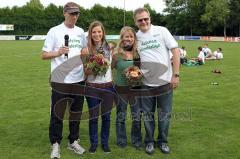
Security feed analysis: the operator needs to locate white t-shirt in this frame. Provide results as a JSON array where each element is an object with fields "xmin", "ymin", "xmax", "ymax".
[
  {"xmin": 136, "ymin": 25, "xmax": 178, "ymax": 86},
  {"xmin": 179, "ymin": 48, "xmax": 187, "ymax": 58},
  {"xmin": 42, "ymin": 23, "xmax": 87, "ymax": 83},
  {"xmin": 202, "ymin": 47, "xmax": 212, "ymax": 56},
  {"xmin": 213, "ymin": 51, "xmax": 223, "ymax": 59},
  {"xmin": 198, "ymin": 51, "xmax": 205, "ymax": 63}
]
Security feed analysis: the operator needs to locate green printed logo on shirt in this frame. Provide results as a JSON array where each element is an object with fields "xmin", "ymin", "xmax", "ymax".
[
  {"xmin": 139, "ymin": 39, "xmax": 160, "ymax": 52},
  {"xmin": 69, "ymin": 39, "xmax": 82, "ymax": 48}
]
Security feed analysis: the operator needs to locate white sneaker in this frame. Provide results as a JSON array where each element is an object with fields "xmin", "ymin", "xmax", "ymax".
[
  {"xmin": 50, "ymin": 142, "xmax": 60, "ymax": 159},
  {"xmin": 67, "ymin": 140, "xmax": 85, "ymax": 154}
]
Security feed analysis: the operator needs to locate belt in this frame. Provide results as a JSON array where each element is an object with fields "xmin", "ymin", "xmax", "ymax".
[
  {"xmin": 145, "ymin": 83, "xmax": 172, "ymax": 95},
  {"xmin": 86, "ymin": 82, "xmax": 113, "ymax": 89}
]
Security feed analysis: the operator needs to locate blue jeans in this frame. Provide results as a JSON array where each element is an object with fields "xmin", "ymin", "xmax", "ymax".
[
  {"xmin": 86, "ymin": 86, "xmax": 114, "ymax": 146},
  {"xmin": 115, "ymin": 87, "xmax": 142, "ymax": 146},
  {"xmin": 141, "ymin": 84, "xmax": 173, "ymax": 145}
]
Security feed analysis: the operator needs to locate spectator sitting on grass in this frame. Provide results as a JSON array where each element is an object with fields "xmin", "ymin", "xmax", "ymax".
[
  {"xmin": 190, "ymin": 46, "xmax": 205, "ymax": 65},
  {"xmin": 202, "ymin": 43, "xmax": 212, "ymax": 58},
  {"xmin": 206, "ymin": 48, "xmax": 223, "ymax": 60},
  {"xmin": 179, "ymin": 46, "xmax": 188, "ymax": 64}
]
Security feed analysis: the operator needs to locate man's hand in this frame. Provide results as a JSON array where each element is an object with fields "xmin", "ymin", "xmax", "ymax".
[
  {"xmin": 170, "ymin": 75, "xmax": 179, "ymax": 89},
  {"xmin": 57, "ymin": 46, "xmax": 69, "ymax": 56}
]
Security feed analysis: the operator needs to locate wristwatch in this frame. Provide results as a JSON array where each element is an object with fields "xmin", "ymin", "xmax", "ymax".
[{"xmin": 174, "ymin": 73, "xmax": 180, "ymax": 78}]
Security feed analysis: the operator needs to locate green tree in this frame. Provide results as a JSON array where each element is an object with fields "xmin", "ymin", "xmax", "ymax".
[
  {"xmin": 144, "ymin": 3, "xmax": 164, "ymax": 27},
  {"xmin": 229, "ymin": 0, "xmax": 240, "ymax": 36},
  {"xmin": 26, "ymin": 0, "xmax": 44, "ymax": 10},
  {"xmin": 6, "ymin": 1, "xmax": 238, "ymax": 36},
  {"xmin": 44, "ymin": 4, "xmax": 63, "ymax": 32},
  {"xmin": 164, "ymin": 0, "xmax": 208, "ymax": 35},
  {"xmin": 201, "ymin": 0, "xmax": 230, "ymax": 37}
]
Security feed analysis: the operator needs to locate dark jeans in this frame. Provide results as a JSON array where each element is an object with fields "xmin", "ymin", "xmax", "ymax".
[
  {"xmin": 140, "ymin": 84, "xmax": 173, "ymax": 145},
  {"xmin": 180, "ymin": 58, "xmax": 187, "ymax": 64},
  {"xmin": 86, "ymin": 86, "xmax": 114, "ymax": 146},
  {"xmin": 115, "ymin": 86, "xmax": 142, "ymax": 146},
  {"xmin": 49, "ymin": 82, "xmax": 85, "ymax": 144}
]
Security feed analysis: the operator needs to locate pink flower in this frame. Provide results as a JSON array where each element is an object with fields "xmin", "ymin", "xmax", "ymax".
[{"xmin": 85, "ymin": 53, "xmax": 110, "ymax": 76}]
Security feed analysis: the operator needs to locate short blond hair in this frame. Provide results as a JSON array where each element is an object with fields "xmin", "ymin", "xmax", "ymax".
[{"xmin": 133, "ymin": 7, "xmax": 150, "ymax": 20}]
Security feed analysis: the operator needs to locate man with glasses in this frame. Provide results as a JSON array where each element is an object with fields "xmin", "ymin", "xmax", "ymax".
[
  {"xmin": 41, "ymin": 2, "xmax": 86, "ymax": 158},
  {"xmin": 133, "ymin": 8, "xmax": 180, "ymax": 155}
]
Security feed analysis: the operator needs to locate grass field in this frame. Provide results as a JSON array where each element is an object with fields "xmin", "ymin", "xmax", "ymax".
[{"xmin": 0, "ymin": 40, "xmax": 240, "ymax": 159}]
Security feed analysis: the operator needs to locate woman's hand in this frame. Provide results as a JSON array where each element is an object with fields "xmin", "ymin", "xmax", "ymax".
[
  {"xmin": 81, "ymin": 47, "xmax": 89, "ymax": 58},
  {"xmin": 84, "ymin": 68, "xmax": 93, "ymax": 76}
]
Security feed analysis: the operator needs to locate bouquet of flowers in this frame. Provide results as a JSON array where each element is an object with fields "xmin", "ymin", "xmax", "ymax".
[
  {"xmin": 85, "ymin": 53, "xmax": 110, "ymax": 76},
  {"xmin": 124, "ymin": 66, "xmax": 143, "ymax": 86}
]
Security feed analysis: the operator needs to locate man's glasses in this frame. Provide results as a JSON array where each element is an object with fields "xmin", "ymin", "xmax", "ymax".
[
  {"xmin": 70, "ymin": 12, "xmax": 80, "ymax": 16},
  {"xmin": 137, "ymin": 17, "xmax": 149, "ymax": 23}
]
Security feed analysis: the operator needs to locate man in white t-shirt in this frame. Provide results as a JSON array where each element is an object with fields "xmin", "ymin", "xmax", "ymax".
[
  {"xmin": 197, "ymin": 46, "xmax": 205, "ymax": 64},
  {"xmin": 202, "ymin": 43, "xmax": 212, "ymax": 58},
  {"xmin": 133, "ymin": 8, "xmax": 180, "ymax": 155},
  {"xmin": 41, "ymin": 2, "xmax": 86, "ymax": 158},
  {"xmin": 190, "ymin": 46, "xmax": 205, "ymax": 65}
]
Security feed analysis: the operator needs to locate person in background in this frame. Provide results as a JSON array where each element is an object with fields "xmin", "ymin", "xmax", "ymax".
[
  {"xmin": 206, "ymin": 48, "xmax": 223, "ymax": 60},
  {"xmin": 179, "ymin": 46, "xmax": 188, "ymax": 64},
  {"xmin": 202, "ymin": 43, "xmax": 212, "ymax": 58},
  {"xmin": 133, "ymin": 7, "xmax": 180, "ymax": 155},
  {"xmin": 108, "ymin": 41, "xmax": 117, "ymax": 55},
  {"xmin": 191, "ymin": 46, "xmax": 205, "ymax": 65},
  {"xmin": 41, "ymin": 2, "xmax": 86, "ymax": 158}
]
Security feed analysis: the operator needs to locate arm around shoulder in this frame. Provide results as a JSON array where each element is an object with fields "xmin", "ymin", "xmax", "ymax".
[{"xmin": 111, "ymin": 53, "xmax": 118, "ymax": 69}]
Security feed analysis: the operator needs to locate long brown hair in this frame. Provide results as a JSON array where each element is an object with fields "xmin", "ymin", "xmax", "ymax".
[
  {"xmin": 118, "ymin": 26, "xmax": 139, "ymax": 59},
  {"xmin": 87, "ymin": 21, "xmax": 107, "ymax": 54}
]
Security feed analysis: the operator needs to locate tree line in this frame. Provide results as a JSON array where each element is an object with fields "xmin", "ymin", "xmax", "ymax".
[{"xmin": 0, "ymin": 0, "xmax": 239, "ymax": 36}]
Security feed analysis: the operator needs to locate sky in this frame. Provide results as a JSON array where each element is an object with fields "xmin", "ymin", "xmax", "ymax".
[{"xmin": 0, "ymin": 0, "xmax": 166, "ymax": 13}]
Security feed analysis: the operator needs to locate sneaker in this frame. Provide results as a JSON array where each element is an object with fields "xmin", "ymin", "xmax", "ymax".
[
  {"xmin": 145, "ymin": 143, "xmax": 154, "ymax": 155},
  {"xmin": 50, "ymin": 142, "xmax": 60, "ymax": 159},
  {"xmin": 67, "ymin": 140, "xmax": 85, "ymax": 155},
  {"xmin": 132, "ymin": 142, "xmax": 142, "ymax": 150},
  {"xmin": 133, "ymin": 144, "xmax": 142, "ymax": 150},
  {"xmin": 158, "ymin": 143, "xmax": 170, "ymax": 154},
  {"xmin": 102, "ymin": 144, "xmax": 111, "ymax": 153},
  {"xmin": 89, "ymin": 144, "xmax": 97, "ymax": 154}
]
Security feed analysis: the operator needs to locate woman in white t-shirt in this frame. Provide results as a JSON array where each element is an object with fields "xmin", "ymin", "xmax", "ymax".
[{"xmin": 83, "ymin": 21, "xmax": 114, "ymax": 153}]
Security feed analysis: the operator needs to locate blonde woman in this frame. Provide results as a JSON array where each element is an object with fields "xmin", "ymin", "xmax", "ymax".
[{"xmin": 112, "ymin": 26, "xmax": 142, "ymax": 149}]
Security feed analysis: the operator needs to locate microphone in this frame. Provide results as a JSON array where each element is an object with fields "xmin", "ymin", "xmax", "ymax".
[{"xmin": 64, "ymin": 34, "xmax": 69, "ymax": 58}]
